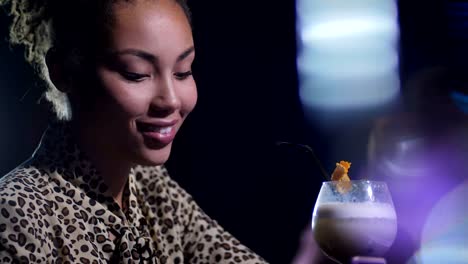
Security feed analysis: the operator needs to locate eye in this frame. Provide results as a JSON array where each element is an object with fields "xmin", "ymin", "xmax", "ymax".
[
  {"xmin": 120, "ymin": 71, "xmax": 149, "ymax": 82},
  {"xmin": 174, "ymin": 71, "xmax": 193, "ymax": 80}
]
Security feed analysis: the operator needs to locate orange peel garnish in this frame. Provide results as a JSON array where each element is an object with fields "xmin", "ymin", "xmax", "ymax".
[{"xmin": 331, "ymin": 160, "xmax": 352, "ymax": 193}]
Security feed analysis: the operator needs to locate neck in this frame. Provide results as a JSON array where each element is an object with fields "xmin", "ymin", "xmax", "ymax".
[{"xmin": 72, "ymin": 120, "xmax": 131, "ymax": 208}]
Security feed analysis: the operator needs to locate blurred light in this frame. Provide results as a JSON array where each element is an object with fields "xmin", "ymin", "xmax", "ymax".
[
  {"xmin": 367, "ymin": 185, "xmax": 374, "ymax": 201},
  {"xmin": 302, "ymin": 16, "xmax": 397, "ymax": 42},
  {"xmin": 410, "ymin": 181, "xmax": 468, "ymax": 263},
  {"xmin": 377, "ymin": 137, "xmax": 429, "ymax": 179},
  {"xmin": 451, "ymin": 91, "xmax": 468, "ymax": 114},
  {"xmin": 297, "ymin": 0, "xmax": 400, "ymax": 110}
]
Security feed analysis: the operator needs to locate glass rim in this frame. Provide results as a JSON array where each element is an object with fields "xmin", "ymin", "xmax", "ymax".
[{"xmin": 321, "ymin": 179, "xmax": 388, "ymax": 185}]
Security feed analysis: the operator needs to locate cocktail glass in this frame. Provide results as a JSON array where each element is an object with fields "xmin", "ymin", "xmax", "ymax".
[{"xmin": 312, "ymin": 180, "xmax": 397, "ymax": 264}]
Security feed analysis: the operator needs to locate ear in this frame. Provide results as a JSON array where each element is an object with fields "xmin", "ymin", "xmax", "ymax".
[{"xmin": 45, "ymin": 48, "xmax": 70, "ymax": 93}]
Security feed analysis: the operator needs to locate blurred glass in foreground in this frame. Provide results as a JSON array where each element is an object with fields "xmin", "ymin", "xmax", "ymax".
[
  {"xmin": 410, "ymin": 181, "xmax": 468, "ymax": 264},
  {"xmin": 405, "ymin": 2, "xmax": 468, "ymax": 262},
  {"xmin": 366, "ymin": 67, "xmax": 468, "ymax": 263}
]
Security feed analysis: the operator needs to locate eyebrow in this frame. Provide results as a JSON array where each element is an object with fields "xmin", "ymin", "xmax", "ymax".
[
  {"xmin": 112, "ymin": 46, "xmax": 195, "ymax": 63},
  {"xmin": 177, "ymin": 46, "xmax": 195, "ymax": 62}
]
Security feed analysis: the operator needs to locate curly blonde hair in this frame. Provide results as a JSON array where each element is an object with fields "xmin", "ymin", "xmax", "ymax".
[{"xmin": 0, "ymin": 0, "xmax": 190, "ymax": 120}]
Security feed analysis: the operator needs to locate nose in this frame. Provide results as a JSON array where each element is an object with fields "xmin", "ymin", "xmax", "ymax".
[{"xmin": 148, "ymin": 76, "xmax": 181, "ymax": 117}]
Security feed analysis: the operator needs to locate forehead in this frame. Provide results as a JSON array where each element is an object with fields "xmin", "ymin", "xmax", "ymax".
[{"xmin": 105, "ymin": 0, "xmax": 193, "ymax": 51}]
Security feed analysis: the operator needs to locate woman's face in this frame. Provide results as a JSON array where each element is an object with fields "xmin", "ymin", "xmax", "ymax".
[{"xmin": 80, "ymin": 0, "xmax": 196, "ymax": 165}]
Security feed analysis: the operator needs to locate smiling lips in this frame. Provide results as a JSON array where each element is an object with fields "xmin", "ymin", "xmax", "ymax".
[{"xmin": 136, "ymin": 120, "xmax": 178, "ymax": 147}]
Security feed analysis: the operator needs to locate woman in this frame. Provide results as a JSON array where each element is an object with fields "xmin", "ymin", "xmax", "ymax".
[{"xmin": 0, "ymin": 0, "xmax": 268, "ymax": 263}]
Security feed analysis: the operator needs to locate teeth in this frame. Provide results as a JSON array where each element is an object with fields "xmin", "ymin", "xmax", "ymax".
[
  {"xmin": 141, "ymin": 123, "xmax": 174, "ymax": 135},
  {"xmin": 158, "ymin": 127, "xmax": 173, "ymax": 135}
]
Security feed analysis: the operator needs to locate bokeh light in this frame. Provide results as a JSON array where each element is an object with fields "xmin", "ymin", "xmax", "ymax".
[
  {"xmin": 410, "ymin": 181, "xmax": 468, "ymax": 264},
  {"xmin": 297, "ymin": 0, "xmax": 400, "ymax": 110}
]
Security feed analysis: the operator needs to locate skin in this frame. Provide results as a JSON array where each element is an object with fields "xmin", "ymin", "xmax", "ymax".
[{"xmin": 49, "ymin": 0, "xmax": 197, "ymax": 207}]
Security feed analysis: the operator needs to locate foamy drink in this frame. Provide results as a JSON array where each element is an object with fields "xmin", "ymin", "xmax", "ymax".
[{"xmin": 313, "ymin": 202, "xmax": 397, "ymax": 263}]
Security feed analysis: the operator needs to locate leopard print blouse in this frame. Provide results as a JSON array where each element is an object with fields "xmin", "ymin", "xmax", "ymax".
[{"xmin": 0, "ymin": 123, "xmax": 267, "ymax": 263}]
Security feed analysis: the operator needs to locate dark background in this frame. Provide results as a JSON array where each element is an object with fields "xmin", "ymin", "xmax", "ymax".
[{"xmin": 0, "ymin": 0, "xmax": 449, "ymax": 263}]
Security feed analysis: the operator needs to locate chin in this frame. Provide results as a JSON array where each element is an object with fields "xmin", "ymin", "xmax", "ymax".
[{"xmin": 134, "ymin": 143, "xmax": 173, "ymax": 166}]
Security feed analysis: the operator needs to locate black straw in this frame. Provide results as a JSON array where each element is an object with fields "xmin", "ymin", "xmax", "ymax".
[{"xmin": 275, "ymin": 141, "xmax": 330, "ymax": 181}]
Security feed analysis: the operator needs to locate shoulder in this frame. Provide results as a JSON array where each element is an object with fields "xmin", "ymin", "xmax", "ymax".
[
  {"xmin": 1, "ymin": 159, "xmax": 53, "ymax": 192},
  {"xmin": 0, "ymin": 163, "xmax": 51, "ymax": 205},
  {"xmin": 0, "ymin": 162, "xmax": 54, "ymax": 224},
  {"xmin": 0, "ymin": 164, "xmax": 52, "ymax": 262}
]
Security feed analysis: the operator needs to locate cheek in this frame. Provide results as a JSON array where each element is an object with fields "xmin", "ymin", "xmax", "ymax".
[
  {"xmin": 97, "ymin": 71, "xmax": 152, "ymax": 118},
  {"xmin": 179, "ymin": 79, "xmax": 198, "ymax": 116}
]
